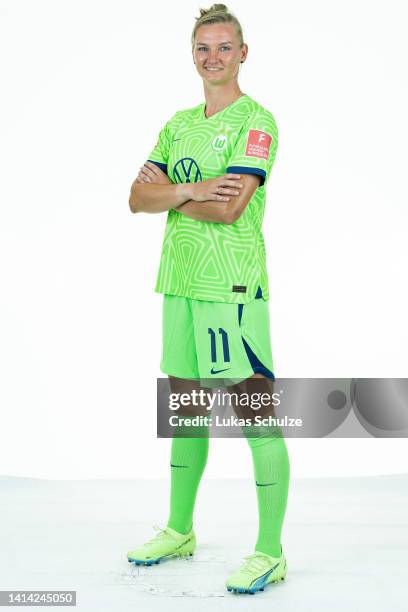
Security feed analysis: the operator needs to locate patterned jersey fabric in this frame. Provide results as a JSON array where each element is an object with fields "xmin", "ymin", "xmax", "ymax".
[{"xmin": 147, "ymin": 94, "xmax": 278, "ymax": 303}]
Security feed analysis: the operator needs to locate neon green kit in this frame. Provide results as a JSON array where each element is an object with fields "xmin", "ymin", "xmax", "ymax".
[
  {"xmin": 160, "ymin": 293, "xmax": 274, "ymax": 380},
  {"xmin": 130, "ymin": 95, "xmax": 290, "ymax": 593},
  {"xmin": 148, "ymin": 94, "xmax": 278, "ymax": 304},
  {"xmin": 146, "ymin": 94, "xmax": 278, "ymax": 380}
]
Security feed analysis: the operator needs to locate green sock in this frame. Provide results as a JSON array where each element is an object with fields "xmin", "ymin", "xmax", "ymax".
[
  {"xmin": 245, "ymin": 427, "xmax": 290, "ymax": 558},
  {"xmin": 167, "ymin": 427, "xmax": 209, "ymax": 535}
]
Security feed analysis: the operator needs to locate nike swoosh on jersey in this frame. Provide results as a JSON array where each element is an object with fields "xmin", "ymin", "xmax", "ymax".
[{"xmin": 210, "ymin": 367, "xmax": 231, "ymax": 374}]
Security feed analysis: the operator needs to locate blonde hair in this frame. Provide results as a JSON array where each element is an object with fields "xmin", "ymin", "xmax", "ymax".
[{"xmin": 191, "ymin": 4, "xmax": 244, "ymax": 48}]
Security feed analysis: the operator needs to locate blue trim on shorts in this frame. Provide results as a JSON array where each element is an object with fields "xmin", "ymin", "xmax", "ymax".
[
  {"xmin": 255, "ymin": 286, "xmax": 263, "ymax": 299},
  {"xmin": 237, "ymin": 289, "xmax": 275, "ymax": 380},
  {"xmin": 239, "ymin": 287, "xmax": 262, "ymax": 326},
  {"xmin": 241, "ymin": 337, "xmax": 275, "ymax": 380},
  {"xmin": 238, "ymin": 303, "xmax": 244, "ymax": 326}
]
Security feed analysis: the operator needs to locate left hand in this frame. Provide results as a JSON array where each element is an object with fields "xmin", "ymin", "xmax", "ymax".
[{"xmin": 135, "ymin": 161, "xmax": 172, "ymax": 185}]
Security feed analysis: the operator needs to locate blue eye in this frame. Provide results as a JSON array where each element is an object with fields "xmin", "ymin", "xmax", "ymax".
[{"xmin": 196, "ymin": 46, "xmax": 231, "ymax": 52}]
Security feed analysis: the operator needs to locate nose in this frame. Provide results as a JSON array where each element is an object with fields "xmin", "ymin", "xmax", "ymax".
[{"xmin": 206, "ymin": 49, "xmax": 220, "ymax": 64}]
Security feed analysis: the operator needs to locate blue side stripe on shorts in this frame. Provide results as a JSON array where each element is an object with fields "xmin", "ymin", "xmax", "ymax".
[
  {"xmin": 241, "ymin": 337, "xmax": 275, "ymax": 380},
  {"xmin": 238, "ymin": 303, "xmax": 244, "ymax": 326},
  {"xmin": 237, "ymin": 287, "xmax": 275, "ymax": 380}
]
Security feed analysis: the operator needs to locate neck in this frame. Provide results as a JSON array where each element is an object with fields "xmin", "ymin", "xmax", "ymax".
[{"xmin": 203, "ymin": 82, "xmax": 244, "ymax": 118}]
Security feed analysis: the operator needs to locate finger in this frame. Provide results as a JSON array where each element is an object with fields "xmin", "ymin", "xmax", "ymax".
[
  {"xmin": 217, "ymin": 180, "xmax": 243, "ymax": 189},
  {"xmin": 144, "ymin": 161, "xmax": 159, "ymax": 174},
  {"xmin": 226, "ymin": 180, "xmax": 243, "ymax": 188},
  {"xmin": 214, "ymin": 188, "xmax": 239, "ymax": 196},
  {"xmin": 140, "ymin": 168, "xmax": 153, "ymax": 182},
  {"xmin": 216, "ymin": 195, "xmax": 230, "ymax": 201},
  {"xmin": 226, "ymin": 173, "xmax": 241, "ymax": 180},
  {"xmin": 220, "ymin": 179, "xmax": 243, "ymax": 188},
  {"xmin": 215, "ymin": 186, "xmax": 241, "ymax": 195},
  {"xmin": 141, "ymin": 165, "xmax": 156, "ymax": 179}
]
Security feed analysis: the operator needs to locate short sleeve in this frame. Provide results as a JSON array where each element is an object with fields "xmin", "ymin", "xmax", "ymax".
[
  {"xmin": 226, "ymin": 110, "xmax": 278, "ymax": 187},
  {"xmin": 147, "ymin": 120, "xmax": 171, "ymax": 174}
]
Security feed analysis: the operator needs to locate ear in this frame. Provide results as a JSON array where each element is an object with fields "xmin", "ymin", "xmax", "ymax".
[{"xmin": 240, "ymin": 43, "xmax": 248, "ymax": 64}]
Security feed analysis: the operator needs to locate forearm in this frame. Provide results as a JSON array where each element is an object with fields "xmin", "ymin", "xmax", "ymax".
[
  {"xmin": 129, "ymin": 182, "xmax": 191, "ymax": 214},
  {"xmin": 175, "ymin": 199, "xmax": 232, "ymax": 224}
]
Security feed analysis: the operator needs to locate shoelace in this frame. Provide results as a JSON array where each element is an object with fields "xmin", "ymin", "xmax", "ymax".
[
  {"xmin": 239, "ymin": 552, "xmax": 275, "ymax": 576},
  {"xmin": 143, "ymin": 525, "xmax": 173, "ymax": 547}
]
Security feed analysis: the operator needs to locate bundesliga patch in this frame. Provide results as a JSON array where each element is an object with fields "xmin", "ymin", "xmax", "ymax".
[{"xmin": 245, "ymin": 129, "xmax": 272, "ymax": 160}]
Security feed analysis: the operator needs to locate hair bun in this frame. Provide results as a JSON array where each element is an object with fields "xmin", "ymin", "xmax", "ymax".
[
  {"xmin": 192, "ymin": 4, "xmax": 243, "ymax": 47},
  {"xmin": 200, "ymin": 3, "xmax": 228, "ymax": 16},
  {"xmin": 210, "ymin": 3, "xmax": 228, "ymax": 10}
]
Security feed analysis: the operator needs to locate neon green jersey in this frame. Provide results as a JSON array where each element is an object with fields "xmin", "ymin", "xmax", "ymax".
[{"xmin": 147, "ymin": 94, "xmax": 278, "ymax": 304}]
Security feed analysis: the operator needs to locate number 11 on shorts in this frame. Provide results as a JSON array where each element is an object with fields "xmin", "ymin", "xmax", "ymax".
[{"xmin": 208, "ymin": 327, "xmax": 230, "ymax": 363}]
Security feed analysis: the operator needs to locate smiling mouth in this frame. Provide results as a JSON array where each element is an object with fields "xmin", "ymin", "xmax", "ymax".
[{"xmin": 205, "ymin": 67, "xmax": 223, "ymax": 71}]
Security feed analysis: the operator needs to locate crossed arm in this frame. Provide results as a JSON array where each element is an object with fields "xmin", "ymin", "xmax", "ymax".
[{"xmin": 128, "ymin": 162, "xmax": 260, "ymax": 224}]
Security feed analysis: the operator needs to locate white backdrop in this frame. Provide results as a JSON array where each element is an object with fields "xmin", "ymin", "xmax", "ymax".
[{"xmin": 0, "ymin": 0, "xmax": 407, "ymax": 479}]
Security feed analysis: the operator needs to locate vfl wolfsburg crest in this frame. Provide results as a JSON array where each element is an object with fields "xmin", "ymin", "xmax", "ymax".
[{"xmin": 211, "ymin": 134, "xmax": 227, "ymax": 152}]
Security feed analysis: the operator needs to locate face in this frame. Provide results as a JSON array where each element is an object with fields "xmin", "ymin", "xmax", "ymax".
[{"xmin": 192, "ymin": 23, "xmax": 248, "ymax": 86}]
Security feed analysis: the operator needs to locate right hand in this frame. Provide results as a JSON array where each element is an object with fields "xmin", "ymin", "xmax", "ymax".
[
  {"xmin": 135, "ymin": 161, "xmax": 172, "ymax": 185},
  {"xmin": 188, "ymin": 174, "xmax": 243, "ymax": 202}
]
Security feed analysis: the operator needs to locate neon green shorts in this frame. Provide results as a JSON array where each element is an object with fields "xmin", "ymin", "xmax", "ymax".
[{"xmin": 160, "ymin": 293, "xmax": 274, "ymax": 382}]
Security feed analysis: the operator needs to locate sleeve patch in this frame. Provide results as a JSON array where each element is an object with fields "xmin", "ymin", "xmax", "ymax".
[{"xmin": 245, "ymin": 129, "xmax": 272, "ymax": 160}]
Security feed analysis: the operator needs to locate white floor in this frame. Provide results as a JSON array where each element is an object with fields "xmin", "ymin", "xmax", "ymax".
[{"xmin": 1, "ymin": 474, "xmax": 407, "ymax": 610}]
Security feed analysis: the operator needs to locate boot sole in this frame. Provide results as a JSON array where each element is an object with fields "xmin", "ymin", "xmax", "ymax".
[
  {"xmin": 227, "ymin": 574, "xmax": 286, "ymax": 594},
  {"xmin": 128, "ymin": 551, "xmax": 194, "ymax": 566}
]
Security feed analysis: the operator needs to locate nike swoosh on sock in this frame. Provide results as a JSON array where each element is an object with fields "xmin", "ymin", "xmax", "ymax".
[{"xmin": 256, "ymin": 481, "xmax": 278, "ymax": 486}]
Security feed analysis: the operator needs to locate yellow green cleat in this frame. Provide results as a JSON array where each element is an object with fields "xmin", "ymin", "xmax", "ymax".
[
  {"xmin": 127, "ymin": 525, "xmax": 196, "ymax": 566},
  {"xmin": 226, "ymin": 548, "xmax": 287, "ymax": 594}
]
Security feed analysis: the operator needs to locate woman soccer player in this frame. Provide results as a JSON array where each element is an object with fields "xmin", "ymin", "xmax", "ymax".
[{"xmin": 127, "ymin": 4, "xmax": 290, "ymax": 595}]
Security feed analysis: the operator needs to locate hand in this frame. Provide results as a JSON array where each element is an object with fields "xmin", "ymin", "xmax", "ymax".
[
  {"xmin": 188, "ymin": 174, "xmax": 243, "ymax": 202},
  {"xmin": 135, "ymin": 161, "xmax": 172, "ymax": 185}
]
